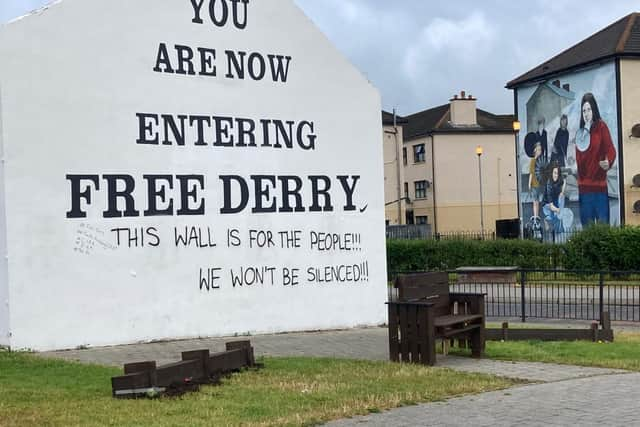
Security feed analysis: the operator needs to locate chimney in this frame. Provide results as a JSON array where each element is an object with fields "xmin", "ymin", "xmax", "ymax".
[{"xmin": 449, "ymin": 90, "xmax": 477, "ymax": 126}]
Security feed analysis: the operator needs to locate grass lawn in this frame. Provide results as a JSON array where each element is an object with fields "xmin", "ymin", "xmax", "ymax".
[
  {"xmin": 451, "ymin": 331, "xmax": 640, "ymax": 372},
  {"xmin": 0, "ymin": 351, "xmax": 514, "ymax": 427}
]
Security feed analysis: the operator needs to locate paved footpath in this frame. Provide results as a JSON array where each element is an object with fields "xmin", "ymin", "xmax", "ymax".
[
  {"xmin": 326, "ymin": 373, "xmax": 640, "ymax": 427},
  {"xmin": 42, "ymin": 325, "xmax": 636, "ymax": 426}
]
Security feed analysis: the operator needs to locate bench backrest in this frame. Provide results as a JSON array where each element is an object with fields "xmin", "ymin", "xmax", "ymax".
[{"xmin": 395, "ymin": 272, "xmax": 450, "ymax": 317}]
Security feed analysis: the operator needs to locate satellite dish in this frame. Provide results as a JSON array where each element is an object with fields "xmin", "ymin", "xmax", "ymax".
[
  {"xmin": 632, "ymin": 124, "xmax": 640, "ymax": 138},
  {"xmin": 634, "ymin": 200, "xmax": 640, "ymax": 214},
  {"xmin": 633, "ymin": 174, "xmax": 640, "ymax": 188}
]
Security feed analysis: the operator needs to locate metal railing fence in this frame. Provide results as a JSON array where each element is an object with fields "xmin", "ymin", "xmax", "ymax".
[{"xmin": 388, "ymin": 269, "xmax": 640, "ymax": 323}]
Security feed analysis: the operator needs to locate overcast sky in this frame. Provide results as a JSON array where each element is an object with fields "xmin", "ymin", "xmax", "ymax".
[{"xmin": 2, "ymin": 0, "xmax": 638, "ymax": 115}]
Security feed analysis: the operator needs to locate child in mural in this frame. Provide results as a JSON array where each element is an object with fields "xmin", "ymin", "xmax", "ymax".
[
  {"xmin": 551, "ymin": 114, "xmax": 569, "ymax": 167},
  {"xmin": 542, "ymin": 162, "xmax": 566, "ymax": 232},
  {"xmin": 575, "ymin": 93, "xmax": 616, "ymax": 225},
  {"xmin": 536, "ymin": 117, "xmax": 548, "ymax": 162}
]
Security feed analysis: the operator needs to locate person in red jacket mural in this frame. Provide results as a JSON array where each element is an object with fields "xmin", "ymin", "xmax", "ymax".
[{"xmin": 575, "ymin": 92, "xmax": 616, "ymax": 225}]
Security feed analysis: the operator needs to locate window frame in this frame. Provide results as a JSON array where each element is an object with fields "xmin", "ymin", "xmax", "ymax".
[
  {"xmin": 414, "ymin": 180, "xmax": 427, "ymax": 199},
  {"xmin": 413, "ymin": 144, "xmax": 425, "ymax": 163}
]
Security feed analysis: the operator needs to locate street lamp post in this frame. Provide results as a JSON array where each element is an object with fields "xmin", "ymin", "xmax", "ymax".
[
  {"xmin": 393, "ymin": 109, "xmax": 402, "ymax": 225},
  {"xmin": 476, "ymin": 145, "xmax": 484, "ymax": 237}
]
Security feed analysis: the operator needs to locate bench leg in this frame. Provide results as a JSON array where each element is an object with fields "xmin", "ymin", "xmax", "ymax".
[
  {"xmin": 441, "ymin": 339, "xmax": 449, "ymax": 356},
  {"xmin": 421, "ymin": 310, "xmax": 436, "ymax": 366},
  {"xmin": 425, "ymin": 327, "xmax": 436, "ymax": 365},
  {"xmin": 470, "ymin": 326, "xmax": 485, "ymax": 359}
]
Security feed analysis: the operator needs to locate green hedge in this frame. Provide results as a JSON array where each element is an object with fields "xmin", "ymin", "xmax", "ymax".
[
  {"xmin": 564, "ymin": 225, "xmax": 640, "ymax": 271},
  {"xmin": 387, "ymin": 226, "xmax": 640, "ymax": 273},
  {"xmin": 387, "ymin": 238, "xmax": 563, "ymax": 272}
]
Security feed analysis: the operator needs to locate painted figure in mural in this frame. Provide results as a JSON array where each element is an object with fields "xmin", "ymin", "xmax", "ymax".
[
  {"xmin": 551, "ymin": 114, "xmax": 569, "ymax": 167},
  {"xmin": 542, "ymin": 163, "xmax": 566, "ymax": 232},
  {"xmin": 536, "ymin": 117, "xmax": 548, "ymax": 161},
  {"xmin": 575, "ymin": 92, "xmax": 616, "ymax": 225},
  {"xmin": 529, "ymin": 142, "xmax": 546, "ymax": 218}
]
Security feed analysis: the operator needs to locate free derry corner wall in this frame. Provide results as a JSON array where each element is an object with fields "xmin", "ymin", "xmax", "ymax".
[{"xmin": 0, "ymin": 0, "xmax": 386, "ymax": 351}]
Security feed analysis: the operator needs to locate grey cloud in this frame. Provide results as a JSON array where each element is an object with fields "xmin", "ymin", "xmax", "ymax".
[
  {"xmin": 2, "ymin": 0, "xmax": 637, "ymax": 115},
  {"xmin": 295, "ymin": 0, "xmax": 639, "ymax": 115}
]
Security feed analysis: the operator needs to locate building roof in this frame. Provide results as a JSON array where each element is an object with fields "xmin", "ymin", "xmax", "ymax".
[
  {"xmin": 507, "ymin": 12, "xmax": 640, "ymax": 88},
  {"xmin": 382, "ymin": 110, "xmax": 408, "ymax": 126},
  {"xmin": 402, "ymin": 104, "xmax": 514, "ymax": 141}
]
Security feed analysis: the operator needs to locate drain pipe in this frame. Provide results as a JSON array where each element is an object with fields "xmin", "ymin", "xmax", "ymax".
[{"xmin": 430, "ymin": 134, "xmax": 438, "ymax": 235}]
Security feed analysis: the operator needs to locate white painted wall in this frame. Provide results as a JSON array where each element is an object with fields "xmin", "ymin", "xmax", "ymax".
[
  {"xmin": 0, "ymin": 0, "xmax": 386, "ymax": 350},
  {"xmin": 0, "ymin": 82, "xmax": 9, "ymax": 347}
]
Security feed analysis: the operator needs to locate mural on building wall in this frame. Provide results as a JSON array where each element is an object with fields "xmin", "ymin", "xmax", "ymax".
[{"xmin": 517, "ymin": 63, "xmax": 620, "ymax": 236}]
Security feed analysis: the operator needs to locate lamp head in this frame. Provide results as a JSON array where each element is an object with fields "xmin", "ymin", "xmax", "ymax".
[{"xmin": 513, "ymin": 121, "xmax": 521, "ymax": 132}]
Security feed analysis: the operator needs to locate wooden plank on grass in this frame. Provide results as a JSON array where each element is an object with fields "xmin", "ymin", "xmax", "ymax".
[
  {"xmin": 124, "ymin": 361, "xmax": 156, "ymax": 375},
  {"xmin": 111, "ymin": 371, "xmax": 153, "ymax": 394},
  {"xmin": 486, "ymin": 328, "xmax": 601, "ymax": 341},
  {"xmin": 182, "ymin": 349, "xmax": 211, "ymax": 376},
  {"xmin": 209, "ymin": 348, "xmax": 250, "ymax": 373},
  {"xmin": 225, "ymin": 341, "xmax": 255, "ymax": 366},
  {"xmin": 156, "ymin": 359, "xmax": 204, "ymax": 387}
]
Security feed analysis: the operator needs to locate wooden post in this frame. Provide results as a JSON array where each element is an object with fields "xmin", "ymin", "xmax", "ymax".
[
  {"xmin": 424, "ymin": 307, "xmax": 436, "ymax": 366},
  {"xmin": 520, "ymin": 270, "xmax": 526, "ymax": 323},
  {"xmin": 226, "ymin": 341, "xmax": 255, "ymax": 366},
  {"xmin": 590, "ymin": 322, "xmax": 599, "ymax": 342},
  {"xmin": 408, "ymin": 304, "xmax": 419, "ymax": 363},
  {"xmin": 399, "ymin": 304, "xmax": 410, "ymax": 362},
  {"xmin": 601, "ymin": 311, "xmax": 614, "ymax": 342},
  {"xmin": 387, "ymin": 303, "xmax": 399, "ymax": 362},
  {"xmin": 601, "ymin": 311, "xmax": 611, "ymax": 331},
  {"xmin": 502, "ymin": 322, "xmax": 509, "ymax": 341}
]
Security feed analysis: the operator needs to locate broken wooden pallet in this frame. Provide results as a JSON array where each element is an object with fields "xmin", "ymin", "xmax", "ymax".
[{"xmin": 111, "ymin": 339, "xmax": 257, "ymax": 398}]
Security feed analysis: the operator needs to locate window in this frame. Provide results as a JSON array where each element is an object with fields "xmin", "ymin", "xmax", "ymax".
[
  {"xmin": 416, "ymin": 216, "xmax": 428, "ymax": 225},
  {"xmin": 414, "ymin": 180, "xmax": 427, "ymax": 199},
  {"xmin": 404, "ymin": 182, "xmax": 409, "ymax": 199},
  {"xmin": 406, "ymin": 210, "xmax": 414, "ymax": 225},
  {"xmin": 402, "ymin": 147, "xmax": 407, "ymax": 165},
  {"xmin": 413, "ymin": 144, "xmax": 425, "ymax": 163}
]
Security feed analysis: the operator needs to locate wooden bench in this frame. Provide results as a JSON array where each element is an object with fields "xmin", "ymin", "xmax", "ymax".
[{"xmin": 387, "ymin": 272, "xmax": 485, "ymax": 365}]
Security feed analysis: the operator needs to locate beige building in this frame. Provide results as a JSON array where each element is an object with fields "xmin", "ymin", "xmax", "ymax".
[
  {"xmin": 620, "ymin": 57, "xmax": 640, "ymax": 225},
  {"xmin": 383, "ymin": 93, "xmax": 518, "ymax": 233},
  {"xmin": 382, "ymin": 111, "xmax": 408, "ymax": 225}
]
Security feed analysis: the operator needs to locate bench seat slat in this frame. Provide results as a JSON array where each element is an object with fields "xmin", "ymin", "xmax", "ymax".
[
  {"xmin": 438, "ymin": 324, "xmax": 481, "ymax": 338},
  {"xmin": 434, "ymin": 314, "xmax": 483, "ymax": 327}
]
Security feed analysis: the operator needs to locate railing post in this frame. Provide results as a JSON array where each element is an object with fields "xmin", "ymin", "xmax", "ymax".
[
  {"xmin": 520, "ymin": 270, "xmax": 526, "ymax": 323},
  {"xmin": 599, "ymin": 272, "xmax": 604, "ymax": 325}
]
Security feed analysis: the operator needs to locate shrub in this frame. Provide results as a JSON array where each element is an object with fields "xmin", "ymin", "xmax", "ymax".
[
  {"xmin": 564, "ymin": 225, "xmax": 640, "ymax": 271},
  {"xmin": 387, "ymin": 238, "xmax": 562, "ymax": 273}
]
